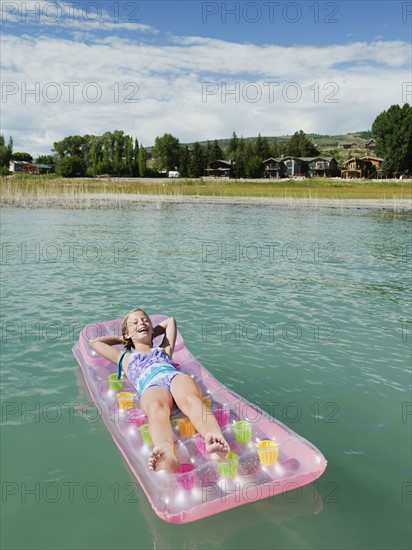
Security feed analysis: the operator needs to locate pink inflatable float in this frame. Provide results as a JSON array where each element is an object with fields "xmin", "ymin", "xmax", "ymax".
[{"xmin": 72, "ymin": 315, "xmax": 327, "ymax": 524}]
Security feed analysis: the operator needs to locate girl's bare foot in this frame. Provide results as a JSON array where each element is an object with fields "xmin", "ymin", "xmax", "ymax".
[
  {"xmin": 205, "ymin": 433, "xmax": 229, "ymax": 458},
  {"xmin": 148, "ymin": 445, "xmax": 180, "ymax": 472}
]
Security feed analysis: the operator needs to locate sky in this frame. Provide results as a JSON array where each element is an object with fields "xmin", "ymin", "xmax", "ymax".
[{"xmin": 1, "ymin": 0, "xmax": 411, "ymax": 156}]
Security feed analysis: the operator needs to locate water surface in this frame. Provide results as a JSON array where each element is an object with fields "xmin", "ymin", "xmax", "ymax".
[{"xmin": 1, "ymin": 204, "xmax": 411, "ymax": 549}]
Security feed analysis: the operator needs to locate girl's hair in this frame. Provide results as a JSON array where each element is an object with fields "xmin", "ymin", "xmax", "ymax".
[{"xmin": 121, "ymin": 307, "xmax": 151, "ymax": 351}]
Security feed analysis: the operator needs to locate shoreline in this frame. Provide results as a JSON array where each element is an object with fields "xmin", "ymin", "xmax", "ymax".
[{"xmin": 1, "ymin": 192, "xmax": 411, "ymax": 211}]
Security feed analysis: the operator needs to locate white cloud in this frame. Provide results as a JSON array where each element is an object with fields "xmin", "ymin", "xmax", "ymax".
[
  {"xmin": 1, "ymin": 30, "xmax": 410, "ymax": 155},
  {"xmin": 1, "ymin": 0, "xmax": 157, "ymax": 33}
]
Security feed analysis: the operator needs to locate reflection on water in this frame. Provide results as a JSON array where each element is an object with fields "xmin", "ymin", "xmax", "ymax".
[{"xmin": 141, "ymin": 484, "xmax": 323, "ymax": 550}]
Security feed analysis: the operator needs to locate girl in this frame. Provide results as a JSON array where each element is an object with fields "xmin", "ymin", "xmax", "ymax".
[{"xmin": 89, "ymin": 308, "xmax": 230, "ymax": 472}]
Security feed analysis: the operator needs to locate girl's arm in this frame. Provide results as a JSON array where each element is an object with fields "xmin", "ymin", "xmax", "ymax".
[
  {"xmin": 89, "ymin": 335, "xmax": 124, "ymax": 365},
  {"xmin": 154, "ymin": 317, "xmax": 177, "ymax": 358}
]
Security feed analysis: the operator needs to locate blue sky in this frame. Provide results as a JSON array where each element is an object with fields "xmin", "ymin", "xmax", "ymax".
[{"xmin": 1, "ymin": 0, "xmax": 411, "ymax": 156}]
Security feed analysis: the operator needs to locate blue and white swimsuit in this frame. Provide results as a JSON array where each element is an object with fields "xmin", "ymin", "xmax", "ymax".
[{"xmin": 118, "ymin": 347, "xmax": 180, "ymax": 397}]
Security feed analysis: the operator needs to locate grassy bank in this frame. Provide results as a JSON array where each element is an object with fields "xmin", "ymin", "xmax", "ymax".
[{"xmin": 1, "ymin": 174, "xmax": 411, "ymax": 202}]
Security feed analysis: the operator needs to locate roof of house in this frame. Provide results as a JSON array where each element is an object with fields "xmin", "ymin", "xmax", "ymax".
[
  {"xmin": 308, "ymin": 156, "xmax": 335, "ymax": 162},
  {"xmin": 360, "ymin": 156, "xmax": 384, "ymax": 162},
  {"xmin": 344, "ymin": 157, "xmax": 384, "ymax": 164},
  {"xmin": 281, "ymin": 156, "xmax": 335, "ymax": 162}
]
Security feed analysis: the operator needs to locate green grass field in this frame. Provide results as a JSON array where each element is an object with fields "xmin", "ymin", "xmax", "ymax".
[{"xmin": 1, "ymin": 174, "xmax": 411, "ymax": 201}]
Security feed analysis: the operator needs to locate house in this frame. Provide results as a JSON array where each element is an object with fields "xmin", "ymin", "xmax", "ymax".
[
  {"xmin": 341, "ymin": 158, "xmax": 363, "ymax": 178},
  {"xmin": 338, "ymin": 142, "xmax": 357, "ymax": 149},
  {"xmin": 341, "ymin": 157, "xmax": 384, "ymax": 178},
  {"xmin": 307, "ymin": 157, "xmax": 338, "ymax": 177},
  {"xmin": 205, "ymin": 159, "xmax": 234, "ymax": 178},
  {"xmin": 9, "ymin": 160, "xmax": 29, "ymax": 173},
  {"xmin": 282, "ymin": 157, "xmax": 310, "ymax": 177},
  {"xmin": 263, "ymin": 156, "xmax": 338, "ymax": 178},
  {"xmin": 362, "ymin": 139, "xmax": 376, "ymax": 150},
  {"xmin": 360, "ymin": 156, "xmax": 384, "ymax": 178},
  {"xmin": 262, "ymin": 158, "xmax": 285, "ymax": 178},
  {"xmin": 24, "ymin": 163, "xmax": 55, "ymax": 175}
]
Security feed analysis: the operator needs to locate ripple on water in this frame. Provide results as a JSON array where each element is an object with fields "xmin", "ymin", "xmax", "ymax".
[{"xmin": 1, "ymin": 205, "xmax": 410, "ymax": 548}]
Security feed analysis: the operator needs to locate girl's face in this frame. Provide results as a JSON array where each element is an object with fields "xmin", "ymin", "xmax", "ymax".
[{"xmin": 125, "ymin": 310, "xmax": 153, "ymax": 345}]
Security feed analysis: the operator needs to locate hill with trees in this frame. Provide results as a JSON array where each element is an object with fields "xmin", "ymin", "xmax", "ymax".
[{"xmin": 1, "ymin": 105, "xmax": 410, "ymax": 178}]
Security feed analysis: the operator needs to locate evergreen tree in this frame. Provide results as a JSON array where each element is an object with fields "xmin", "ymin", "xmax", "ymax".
[
  {"xmin": 179, "ymin": 145, "xmax": 190, "ymax": 177},
  {"xmin": 209, "ymin": 139, "xmax": 223, "ymax": 163},
  {"xmin": 246, "ymin": 156, "xmax": 264, "ymax": 178},
  {"xmin": 271, "ymin": 140, "xmax": 281, "ymax": 158},
  {"xmin": 372, "ymin": 104, "xmax": 412, "ymax": 175},
  {"xmin": 225, "ymin": 131, "xmax": 239, "ymax": 159},
  {"xmin": 284, "ymin": 130, "xmax": 319, "ymax": 157},
  {"xmin": 189, "ymin": 142, "xmax": 205, "ymax": 178},
  {"xmin": 233, "ymin": 137, "xmax": 246, "ymax": 178},
  {"xmin": 254, "ymin": 133, "xmax": 270, "ymax": 161},
  {"xmin": 244, "ymin": 141, "xmax": 254, "ymax": 167}
]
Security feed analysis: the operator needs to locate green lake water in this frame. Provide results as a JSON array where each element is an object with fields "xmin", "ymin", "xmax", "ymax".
[{"xmin": 1, "ymin": 203, "xmax": 411, "ymax": 549}]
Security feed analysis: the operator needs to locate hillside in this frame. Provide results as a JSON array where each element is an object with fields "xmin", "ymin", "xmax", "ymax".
[
  {"xmin": 146, "ymin": 131, "xmax": 375, "ymax": 166},
  {"xmin": 185, "ymin": 131, "xmax": 373, "ymax": 150}
]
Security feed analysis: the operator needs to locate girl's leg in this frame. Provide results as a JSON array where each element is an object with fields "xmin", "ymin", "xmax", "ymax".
[
  {"xmin": 170, "ymin": 374, "xmax": 229, "ymax": 457},
  {"xmin": 140, "ymin": 386, "xmax": 179, "ymax": 472}
]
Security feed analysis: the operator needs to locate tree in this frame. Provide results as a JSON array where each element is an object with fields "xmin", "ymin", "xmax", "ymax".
[
  {"xmin": 179, "ymin": 145, "xmax": 190, "ymax": 177},
  {"xmin": 225, "ymin": 131, "xmax": 239, "ymax": 159},
  {"xmin": 134, "ymin": 138, "xmax": 140, "ymax": 176},
  {"xmin": 372, "ymin": 104, "xmax": 412, "ymax": 175},
  {"xmin": 56, "ymin": 156, "xmax": 85, "ymax": 177},
  {"xmin": 11, "ymin": 152, "xmax": 33, "ymax": 162},
  {"xmin": 0, "ymin": 135, "xmax": 13, "ymax": 171},
  {"xmin": 123, "ymin": 135, "xmax": 134, "ymax": 176},
  {"xmin": 88, "ymin": 139, "xmax": 101, "ymax": 176},
  {"xmin": 112, "ymin": 130, "xmax": 124, "ymax": 175},
  {"xmin": 53, "ymin": 135, "xmax": 87, "ymax": 158},
  {"xmin": 36, "ymin": 155, "xmax": 55, "ymax": 164},
  {"xmin": 284, "ymin": 130, "xmax": 319, "ymax": 157},
  {"xmin": 271, "ymin": 140, "xmax": 281, "ymax": 158},
  {"xmin": 233, "ymin": 137, "xmax": 246, "ymax": 178},
  {"xmin": 254, "ymin": 133, "xmax": 270, "ymax": 161},
  {"xmin": 151, "ymin": 133, "xmax": 180, "ymax": 172},
  {"xmin": 246, "ymin": 156, "xmax": 264, "ymax": 178},
  {"xmin": 189, "ymin": 142, "xmax": 205, "ymax": 178},
  {"xmin": 208, "ymin": 139, "xmax": 223, "ymax": 163},
  {"xmin": 138, "ymin": 144, "xmax": 147, "ymax": 177}
]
